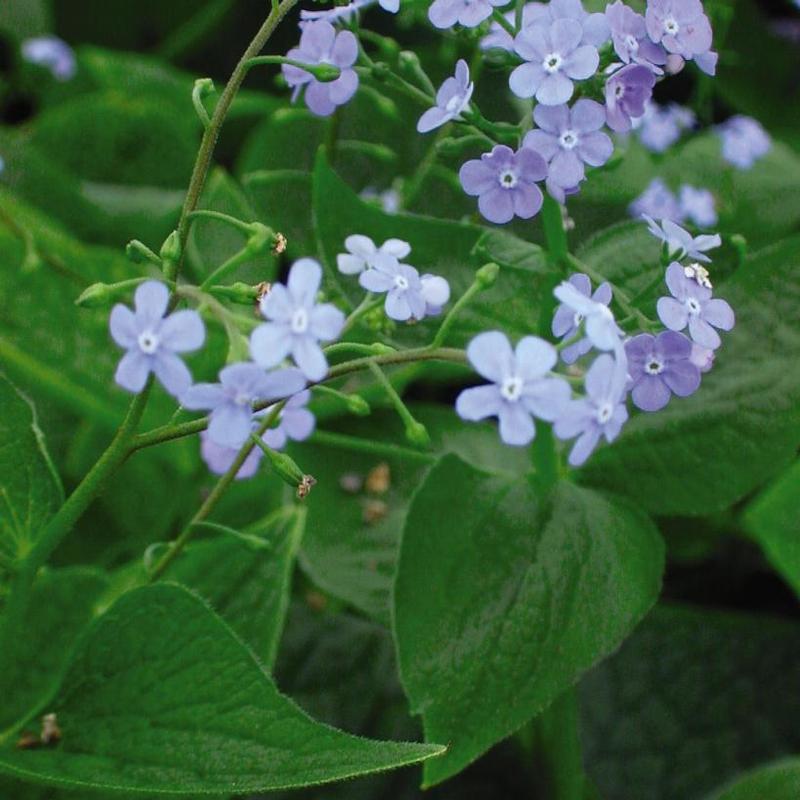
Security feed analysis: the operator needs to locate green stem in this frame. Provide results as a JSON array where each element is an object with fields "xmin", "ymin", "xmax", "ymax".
[
  {"xmin": 310, "ymin": 430, "xmax": 437, "ymax": 464},
  {"xmin": 541, "ymin": 195, "xmax": 569, "ymax": 268},
  {"xmin": 431, "ymin": 270, "xmax": 494, "ymax": 349},
  {"xmin": 200, "ymin": 246, "xmax": 255, "ymax": 291},
  {"xmin": 341, "ymin": 294, "xmax": 384, "ymax": 335},
  {"xmin": 491, "ymin": 8, "xmax": 516, "ymax": 36},
  {"xmin": 188, "ymin": 209, "xmax": 254, "ymax": 236},
  {"xmin": 174, "ymin": 0, "xmax": 302, "ymax": 281},
  {"xmin": 367, "ymin": 361, "xmax": 429, "ymax": 446}
]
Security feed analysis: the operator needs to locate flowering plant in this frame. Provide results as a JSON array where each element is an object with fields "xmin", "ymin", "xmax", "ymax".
[{"xmin": 1, "ymin": 0, "xmax": 800, "ymax": 797}]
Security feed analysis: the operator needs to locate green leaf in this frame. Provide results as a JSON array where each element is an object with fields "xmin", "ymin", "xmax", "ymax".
[
  {"xmin": 582, "ymin": 234, "xmax": 800, "ymax": 515},
  {"xmin": 0, "ymin": 0, "xmax": 51, "ymax": 38},
  {"xmin": 0, "ymin": 567, "xmax": 108, "ymax": 731},
  {"xmin": 166, "ymin": 507, "xmax": 305, "ymax": 669},
  {"xmin": 312, "ymin": 150, "xmax": 554, "ymax": 346},
  {"xmin": 581, "ymin": 604, "xmax": 800, "ymax": 800},
  {"xmin": 705, "ymin": 760, "xmax": 800, "ymax": 800},
  {"xmin": 0, "ymin": 374, "xmax": 62, "ymax": 568},
  {"xmin": 743, "ymin": 459, "xmax": 800, "ymax": 598},
  {"xmin": 394, "ymin": 454, "xmax": 664, "ymax": 786},
  {"xmin": 0, "ymin": 584, "xmax": 444, "ymax": 795}
]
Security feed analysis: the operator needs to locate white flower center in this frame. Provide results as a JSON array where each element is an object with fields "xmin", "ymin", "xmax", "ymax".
[
  {"xmin": 445, "ymin": 93, "xmax": 465, "ymax": 114},
  {"xmin": 596, "ymin": 402, "xmax": 614, "ymax": 425},
  {"xmin": 573, "ymin": 312, "xmax": 584, "ymax": 327},
  {"xmin": 664, "ymin": 16, "xmax": 679, "ymax": 35},
  {"xmin": 137, "ymin": 330, "xmax": 159, "ymax": 354},
  {"xmin": 498, "ymin": 168, "xmax": 518, "ymax": 189},
  {"xmin": 290, "ymin": 307, "xmax": 309, "ymax": 334},
  {"xmin": 500, "ymin": 375, "xmax": 523, "ymax": 402},
  {"xmin": 685, "ymin": 297, "xmax": 702, "ymax": 316},
  {"xmin": 559, "ymin": 129, "xmax": 579, "ymax": 150},
  {"xmin": 543, "ymin": 52, "xmax": 563, "ymax": 73},
  {"xmin": 614, "ymin": 83, "xmax": 625, "ymax": 99},
  {"xmin": 234, "ymin": 391, "xmax": 251, "ymax": 407},
  {"xmin": 394, "ymin": 274, "xmax": 409, "ymax": 291},
  {"xmin": 645, "ymin": 357, "xmax": 664, "ymax": 375},
  {"xmin": 624, "ymin": 34, "xmax": 639, "ymax": 53}
]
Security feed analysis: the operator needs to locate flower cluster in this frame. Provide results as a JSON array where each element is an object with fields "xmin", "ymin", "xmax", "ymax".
[
  {"xmin": 630, "ymin": 178, "xmax": 717, "ymax": 227},
  {"xmin": 456, "ymin": 215, "xmax": 734, "ymax": 465}
]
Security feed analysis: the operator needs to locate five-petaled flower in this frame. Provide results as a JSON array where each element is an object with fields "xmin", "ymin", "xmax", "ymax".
[
  {"xmin": 510, "ymin": 18, "xmax": 600, "ymax": 105},
  {"xmin": 459, "ymin": 144, "xmax": 547, "ymax": 224},
  {"xmin": 417, "ymin": 59, "xmax": 474, "ymax": 133},
  {"xmin": 553, "ymin": 278, "xmax": 621, "ymax": 352},
  {"xmin": 456, "ymin": 331, "xmax": 571, "ymax": 446},
  {"xmin": 554, "ymin": 352, "xmax": 629, "ymax": 466},
  {"xmin": 337, "ymin": 235, "xmax": 411, "ymax": 274},
  {"xmin": 428, "ymin": 0, "xmax": 506, "ymax": 29},
  {"xmin": 109, "ymin": 281, "xmax": 205, "ymax": 397},
  {"xmin": 656, "ymin": 262, "xmax": 734, "ymax": 349},
  {"xmin": 552, "ymin": 273, "xmax": 614, "ymax": 363},
  {"xmin": 523, "ymin": 99, "xmax": 613, "ymax": 202},
  {"xmin": 604, "ymin": 63, "xmax": 656, "ymax": 132},
  {"xmin": 625, "ymin": 330, "xmax": 700, "ymax": 411},
  {"xmin": 282, "ymin": 21, "xmax": 358, "ymax": 117},
  {"xmin": 250, "ymin": 258, "xmax": 346, "ymax": 381},
  {"xmin": 717, "ymin": 115, "xmax": 771, "ymax": 170},
  {"xmin": 645, "ymin": 0, "xmax": 713, "ymax": 61},
  {"xmin": 182, "ymin": 362, "xmax": 306, "ymax": 449},
  {"xmin": 643, "ymin": 215, "xmax": 721, "ymax": 262},
  {"xmin": 606, "ymin": 1, "xmax": 667, "ymax": 71}
]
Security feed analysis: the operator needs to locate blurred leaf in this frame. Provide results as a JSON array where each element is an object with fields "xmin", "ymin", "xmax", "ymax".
[
  {"xmin": 0, "ymin": 567, "xmax": 108, "ymax": 730},
  {"xmin": 743, "ymin": 459, "xmax": 800, "ymax": 598},
  {"xmin": 581, "ymin": 604, "xmax": 800, "ymax": 800},
  {"xmin": 0, "ymin": 584, "xmax": 444, "ymax": 794},
  {"xmin": 0, "ymin": 373, "xmax": 62, "ymax": 570},
  {"xmin": 705, "ymin": 759, "xmax": 800, "ymax": 800},
  {"xmin": 0, "ymin": 0, "xmax": 51, "ymax": 39},
  {"xmin": 166, "ymin": 506, "xmax": 305, "ymax": 669},
  {"xmin": 394, "ymin": 453, "xmax": 664, "ymax": 786},
  {"xmin": 582, "ymin": 234, "xmax": 800, "ymax": 516}
]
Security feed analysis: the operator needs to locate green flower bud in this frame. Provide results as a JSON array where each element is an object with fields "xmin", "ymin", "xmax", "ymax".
[
  {"xmin": 405, "ymin": 421, "xmax": 431, "ymax": 448},
  {"xmin": 159, "ymin": 230, "xmax": 182, "ymax": 266},
  {"xmin": 126, "ymin": 239, "xmax": 160, "ymax": 265},
  {"xmin": 475, "ymin": 262, "xmax": 500, "ymax": 289},
  {"xmin": 346, "ymin": 395, "xmax": 371, "ymax": 416}
]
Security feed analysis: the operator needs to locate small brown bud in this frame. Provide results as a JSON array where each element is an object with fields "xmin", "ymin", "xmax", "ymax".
[
  {"xmin": 16, "ymin": 733, "xmax": 41, "ymax": 750},
  {"xmin": 362, "ymin": 498, "xmax": 388, "ymax": 525},
  {"xmin": 256, "ymin": 281, "xmax": 272, "ymax": 303},
  {"xmin": 365, "ymin": 462, "xmax": 391, "ymax": 495},
  {"xmin": 41, "ymin": 713, "xmax": 61, "ymax": 745},
  {"xmin": 272, "ymin": 232, "xmax": 288, "ymax": 255},
  {"xmin": 296, "ymin": 474, "xmax": 317, "ymax": 500}
]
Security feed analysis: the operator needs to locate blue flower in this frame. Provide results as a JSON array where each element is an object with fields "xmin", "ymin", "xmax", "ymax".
[
  {"xmin": 633, "ymin": 101, "xmax": 694, "ymax": 153},
  {"xmin": 109, "ymin": 281, "xmax": 205, "ymax": 397},
  {"xmin": 554, "ymin": 352, "xmax": 629, "ymax": 466},
  {"xmin": 553, "ymin": 279, "xmax": 622, "ymax": 352},
  {"xmin": 552, "ymin": 273, "xmax": 613, "ymax": 363},
  {"xmin": 21, "ymin": 36, "xmax": 76, "ymax": 81},
  {"xmin": 510, "ymin": 18, "xmax": 600, "ymax": 105},
  {"xmin": 428, "ymin": 0, "xmax": 506, "ymax": 29},
  {"xmin": 604, "ymin": 63, "xmax": 656, "ymax": 133},
  {"xmin": 417, "ymin": 59, "xmax": 474, "ymax": 133},
  {"xmin": 262, "ymin": 390, "xmax": 316, "ymax": 450},
  {"xmin": 250, "ymin": 258, "xmax": 345, "ymax": 381},
  {"xmin": 629, "ymin": 178, "xmax": 683, "ymax": 222},
  {"xmin": 678, "ymin": 185, "xmax": 717, "ymax": 227},
  {"xmin": 456, "ymin": 331, "xmax": 571, "ymax": 446},
  {"xmin": 606, "ymin": 0, "xmax": 667, "ymax": 71},
  {"xmin": 182, "ymin": 362, "xmax": 306, "ymax": 449},
  {"xmin": 717, "ymin": 115, "xmax": 771, "ymax": 170},
  {"xmin": 200, "ymin": 431, "xmax": 264, "ymax": 479},
  {"xmin": 336, "ymin": 234, "xmax": 411, "ymax": 275},
  {"xmin": 642, "ymin": 215, "xmax": 721, "ymax": 262}
]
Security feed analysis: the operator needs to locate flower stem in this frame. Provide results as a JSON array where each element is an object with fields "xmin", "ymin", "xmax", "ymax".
[
  {"xmin": 310, "ymin": 429, "xmax": 437, "ymax": 464},
  {"xmin": 541, "ymin": 195, "xmax": 569, "ymax": 269}
]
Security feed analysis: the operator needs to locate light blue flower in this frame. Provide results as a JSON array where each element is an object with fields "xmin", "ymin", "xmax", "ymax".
[
  {"xmin": 717, "ymin": 115, "xmax": 771, "ymax": 170},
  {"xmin": 629, "ymin": 178, "xmax": 684, "ymax": 222},
  {"xmin": 642, "ymin": 215, "xmax": 721, "ymax": 262},
  {"xmin": 21, "ymin": 36, "xmax": 76, "ymax": 81},
  {"xmin": 109, "ymin": 281, "xmax": 205, "ymax": 397},
  {"xmin": 678, "ymin": 185, "xmax": 717, "ymax": 227},
  {"xmin": 417, "ymin": 59, "xmax": 473, "ymax": 133},
  {"xmin": 262, "ymin": 390, "xmax": 316, "ymax": 450},
  {"xmin": 456, "ymin": 331, "xmax": 571, "ymax": 446},
  {"xmin": 553, "ymin": 279, "xmax": 622, "ymax": 351},
  {"xmin": 552, "ymin": 273, "xmax": 613, "ymax": 363},
  {"xmin": 358, "ymin": 254, "xmax": 437, "ymax": 321},
  {"xmin": 250, "ymin": 258, "xmax": 345, "ymax": 381}
]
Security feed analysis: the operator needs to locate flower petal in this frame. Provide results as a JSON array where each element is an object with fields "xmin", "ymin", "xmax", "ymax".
[
  {"xmin": 159, "ymin": 309, "xmax": 205, "ymax": 353},
  {"xmin": 292, "ymin": 336, "xmax": 329, "ymax": 381},
  {"xmin": 250, "ymin": 322, "xmax": 292, "ymax": 369},
  {"xmin": 109, "ymin": 304, "xmax": 138, "ymax": 349},
  {"xmin": 181, "ymin": 382, "xmax": 226, "ymax": 411},
  {"xmin": 134, "ymin": 281, "xmax": 169, "ymax": 327},
  {"xmin": 287, "ymin": 258, "xmax": 323, "ymax": 307},
  {"xmin": 115, "ymin": 350, "xmax": 151, "ymax": 394},
  {"xmin": 632, "ymin": 374, "xmax": 671, "ymax": 411},
  {"xmin": 310, "ymin": 303, "xmax": 345, "ymax": 341},
  {"xmin": 456, "ymin": 384, "xmax": 503, "ymax": 421},
  {"xmin": 498, "ymin": 402, "xmax": 535, "ymax": 446},
  {"xmin": 208, "ymin": 403, "xmax": 253, "ymax": 449},
  {"xmin": 153, "ymin": 351, "xmax": 193, "ymax": 398},
  {"xmin": 467, "ymin": 330, "xmax": 514, "ymax": 383}
]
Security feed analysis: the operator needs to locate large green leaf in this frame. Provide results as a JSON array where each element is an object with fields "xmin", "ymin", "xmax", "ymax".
[
  {"xmin": 0, "ymin": 584, "xmax": 443, "ymax": 795},
  {"xmin": 394, "ymin": 454, "xmax": 664, "ymax": 786},
  {"xmin": 0, "ymin": 374, "xmax": 62, "ymax": 569},
  {"xmin": 743, "ymin": 459, "xmax": 800, "ymax": 598},
  {"xmin": 0, "ymin": 567, "xmax": 108, "ymax": 731},
  {"xmin": 166, "ymin": 507, "xmax": 305, "ymax": 669},
  {"xmin": 581, "ymin": 604, "xmax": 800, "ymax": 800},
  {"xmin": 581, "ymin": 234, "xmax": 800, "ymax": 515},
  {"xmin": 705, "ymin": 760, "xmax": 800, "ymax": 800}
]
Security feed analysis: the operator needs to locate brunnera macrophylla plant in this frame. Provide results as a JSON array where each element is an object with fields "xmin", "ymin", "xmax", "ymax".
[{"xmin": 5, "ymin": 0, "xmax": 795, "ymax": 796}]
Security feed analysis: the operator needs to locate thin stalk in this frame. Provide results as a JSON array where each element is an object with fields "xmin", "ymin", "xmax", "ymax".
[
  {"xmin": 541, "ymin": 195, "xmax": 569, "ymax": 268},
  {"xmin": 310, "ymin": 430, "xmax": 437, "ymax": 464}
]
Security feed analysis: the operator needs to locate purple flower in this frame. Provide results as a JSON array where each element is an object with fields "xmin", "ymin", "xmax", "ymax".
[
  {"xmin": 250, "ymin": 258, "xmax": 345, "ymax": 381},
  {"xmin": 633, "ymin": 101, "xmax": 695, "ymax": 152},
  {"xmin": 456, "ymin": 331, "xmax": 571, "ymax": 446},
  {"xmin": 523, "ymin": 99, "xmax": 613, "ymax": 202},
  {"xmin": 459, "ymin": 144, "xmax": 547, "ymax": 224},
  {"xmin": 554, "ymin": 352, "xmax": 629, "ymax": 466},
  {"xmin": 552, "ymin": 273, "xmax": 613, "ymax": 363},
  {"xmin": 200, "ymin": 431, "xmax": 264, "ymax": 480},
  {"xmin": 629, "ymin": 178, "xmax": 684, "ymax": 222},
  {"xmin": 417, "ymin": 59, "xmax": 473, "ymax": 133},
  {"xmin": 626, "ymin": 330, "xmax": 700, "ymax": 411},
  {"xmin": 420, "ymin": 274, "xmax": 451, "ymax": 316},
  {"xmin": 690, "ymin": 343, "xmax": 714, "ymax": 373},
  {"xmin": 510, "ymin": 18, "xmax": 599, "ymax": 105},
  {"xmin": 656, "ymin": 262, "xmax": 734, "ymax": 349},
  {"xmin": 21, "ymin": 36, "xmax": 76, "ymax": 81},
  {"xmin": 182, "ymin": 363, "xmax": 306, "ymax": 449},
  {"xmin": 717, "ymin": 115, "xmax": 771, "ymax": 170},
  {"xmin": 282, "ymin": 21, "xmax": 358, "ymax": 117},
  {"xmin": 358, "ymin": 255, "xmax": 443, "ymax": 321},
  {"xmin": 678, "ymin": 185, "xmax": 717, "ymax": 227},
  {"xmin": 428, "ymin": 0, "xmax": 506, "ymax": 29},
  {"xmin": 262, "ymin": 390, "xmax": 316, "ymax": 450},
  {"xmin": 645, "ymin": 0, "xmax": 713, "ymax": 60},
  {"xmin": 694, "ymin": 49, "xmax": 718, "ymax": 75},
  {"xmin": 553, "ymin": 278, "xmax": 621, "ymax": 352},
  {"xmin": 606, "ymin": 1, "xmax": 667, "ymax": 70},
  {"xmin": 336, "ymin": 234, "xmax": 411, "ymax": 275},
  {"xmin": 109, "ymin": 281, "xmax": 205, "ymax": 397},
  {"xmin": 642, "ymin": 215, "xmax": 722, "ymax": 262},
  {"xmin": 604, "ymin": 64, "xmax": 656, "ymax": 133}
]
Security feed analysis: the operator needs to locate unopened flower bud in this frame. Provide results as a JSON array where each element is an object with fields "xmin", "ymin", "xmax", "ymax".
[
  {"xmin": 346, "ymin": 394, "xmax": 371, "ymax": 416},
  {"xmin": 475, "ymin": 262, "xmax": 500, "ymax": 289},
  {"xmin": 159, "ymin": 230, "xmax": 181, "ymax": 266},
  {"xmin": 405, "ymin": 421, "xmax": 431, "ymax": 448},
  {"xmin": 126, "ymin": 239, "xmax": 160, "ymax": 265}
]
